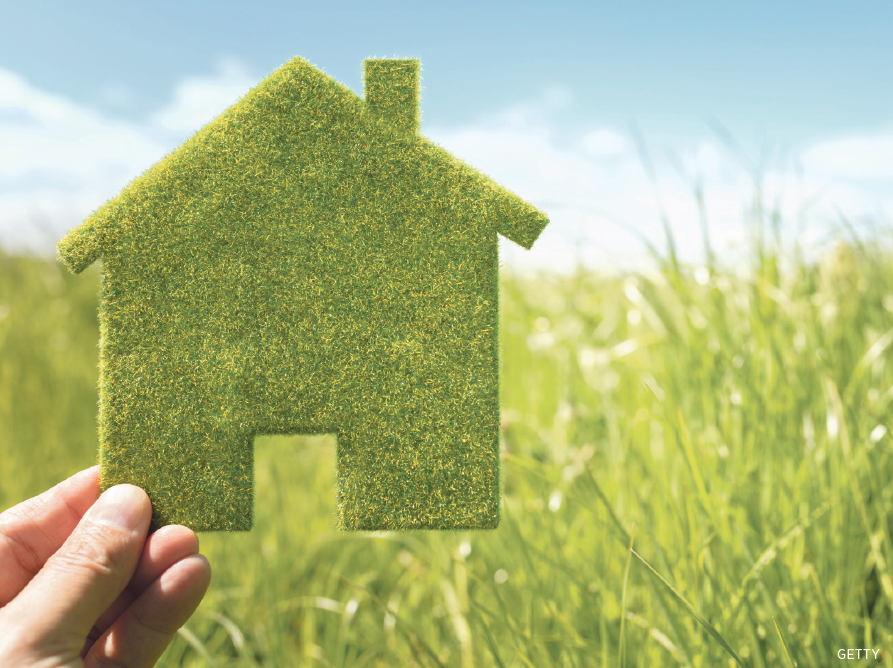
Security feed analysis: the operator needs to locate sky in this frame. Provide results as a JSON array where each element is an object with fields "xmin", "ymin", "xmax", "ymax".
[{"xmin": 2, "ymin": 0, "xmax": 892, "ymax": 278}]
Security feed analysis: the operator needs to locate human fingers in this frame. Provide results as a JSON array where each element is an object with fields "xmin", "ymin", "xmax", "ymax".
[
  {"xmin": 0, "ymin": 466, "xmax": 101, "ymax": 607},
  {"xmin": 80, "ymin": 524, "xmax": 207, "ymax": 654},
  {"xmin": 83, "ymin": 551, "xmax": 211, "ymax": 667},
  {"xmin": 0, "ymin": 484, "xmax": 150, "ymax": 664}
]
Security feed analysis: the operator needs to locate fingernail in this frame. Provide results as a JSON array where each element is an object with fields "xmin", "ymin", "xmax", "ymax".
[{"xmin": 90, "ymin": 485, "xmax": 145, "ymax": 530}]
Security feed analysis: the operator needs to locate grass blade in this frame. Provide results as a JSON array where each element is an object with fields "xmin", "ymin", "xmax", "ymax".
[
  {"xmin": 676, "ymin": 407, "xmax": 714, "ymax": 525},
  {"xmin": 620, "ymin": 522, "xmax": 636, "ymax": 668},
  {"xmin": 773, "ymin": 616, "xmax": 796, "ymax": 667},
  {"xmin": 824, "ymin": 375, "xmax": 893, "ymax": 604},
  {"xmin": 631, "ymin": 548, "xmax": 746, "ymax": 667},
  {"xmin": 467, "ymin": 597, "xmax": 507, "ymax": 668}
]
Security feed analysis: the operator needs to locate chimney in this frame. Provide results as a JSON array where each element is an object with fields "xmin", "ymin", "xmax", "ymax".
[{"xmin": 363, "ymin": 58, "xmax": 420, "ymax": 135}]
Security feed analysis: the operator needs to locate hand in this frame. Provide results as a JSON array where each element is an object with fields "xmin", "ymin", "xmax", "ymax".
[{"xmin": 0, "ymin": 466, "xmax": 212, "ymax": 667}]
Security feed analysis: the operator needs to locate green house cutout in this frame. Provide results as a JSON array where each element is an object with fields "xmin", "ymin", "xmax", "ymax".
[{"xmin": 57, "ymin": 56, "xmax": 550, "ymax": 533}]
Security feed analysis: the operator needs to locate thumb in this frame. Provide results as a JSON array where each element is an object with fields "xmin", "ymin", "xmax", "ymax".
[{"xmin": 6, "ymin": 484, "xmax": 151, "ymax": 655}]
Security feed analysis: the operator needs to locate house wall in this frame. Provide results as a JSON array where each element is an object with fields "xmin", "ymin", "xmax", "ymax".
[{"xmin": 97, "ymin": 129, "xmax": 503, "ymax": 530}]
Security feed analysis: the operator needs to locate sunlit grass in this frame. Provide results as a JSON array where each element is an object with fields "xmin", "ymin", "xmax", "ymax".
[{"xmin": 3, "ymin": 189, "xmax": 893, "ymax": 665}]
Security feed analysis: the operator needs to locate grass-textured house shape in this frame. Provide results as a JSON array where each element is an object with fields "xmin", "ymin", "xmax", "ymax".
[{"xmin": 57, "ymin": 56, "xmax": 549, "ymax": 532}]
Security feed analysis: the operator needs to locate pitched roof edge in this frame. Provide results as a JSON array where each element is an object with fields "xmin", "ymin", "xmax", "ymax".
[
  {"xmin": 506, "ymin": 204, "xmax": 550, "ymax": 250},
  {"xmin": 57, "ymin": 200, "xmax": 123, "ymax": 274},
  {"xmin": 437, "ymin": 151, "xmax": 549, "ymax": 250},
  {"xmin": 56, "ymin": 55, "xmax": 548, "ymax": 270}
]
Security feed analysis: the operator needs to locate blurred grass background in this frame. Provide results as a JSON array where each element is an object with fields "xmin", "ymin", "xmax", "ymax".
[{"xmin": 3, "ymin": 187, "xmax": 893, "ymax": 666}]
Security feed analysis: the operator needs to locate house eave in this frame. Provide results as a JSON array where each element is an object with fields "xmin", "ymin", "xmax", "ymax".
[{"xmin": 57, "ymin": 200, "xmax": 123, "ymax": 274}]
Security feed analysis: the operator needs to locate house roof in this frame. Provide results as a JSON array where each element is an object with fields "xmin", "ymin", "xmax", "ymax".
[{"xmin": 57, "ymin": 56, "xmax": 549, "ymax": 275}]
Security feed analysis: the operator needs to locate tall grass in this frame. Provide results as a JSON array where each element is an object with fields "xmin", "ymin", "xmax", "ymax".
[{"xmin": 2, "ymin": 188, "xmax": 893, "ymax": 666}]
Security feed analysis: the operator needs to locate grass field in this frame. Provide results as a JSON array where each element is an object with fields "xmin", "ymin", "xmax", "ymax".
[{"xmin": 2, "ymin": 194, "xmax": 893, "ymax": 666}]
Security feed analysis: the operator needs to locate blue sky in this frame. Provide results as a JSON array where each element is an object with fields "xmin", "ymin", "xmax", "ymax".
[{"xmin": 3, "ymin": 0, "xmax": 892, "ymax": 277}]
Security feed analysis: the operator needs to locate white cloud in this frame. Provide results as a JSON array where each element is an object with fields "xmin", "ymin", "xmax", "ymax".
[
  {"xmin": 0, "ymin": 57, "xmax": 258, "ymax": 253},
  {"xmin": 0, "ymin": 68, "xmax": 159, "ymax": 181},
  {"xmin": 149, "ymin": 57, "xmax": 256, "ymax": 133},
  {"xmin": 1, "ymin": 65, "xmax": 891, "ymax": 278},
  {"xmin": 678, "ymin": 140, "xmax": 743, "ymax": 187},
  {"xmin": 801, "ymin": 132, "xmax": 893, "ymax": 180},
  {"xmin": 427, "ymin": 86, "xmax": 893, "ymax": 277},
  {"xmin": 98, "ymin": 82, "xmax": 138, "ymax": 109},
  {"xmin": 0, "ymin": 69, "xmax": 90, "ymax": 125},
  {"xmin": 581, "ymin": 129, "xmax": 628, "ymax": 158}
]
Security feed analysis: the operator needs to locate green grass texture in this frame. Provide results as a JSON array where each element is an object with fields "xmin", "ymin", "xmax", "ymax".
[
  {"xmin": 5, "ymin": 197, "xmax": 893, "ymax": 665},
  {"xmin": 55, "ymin": 56, "xmax": 550, "ymax": 533}
]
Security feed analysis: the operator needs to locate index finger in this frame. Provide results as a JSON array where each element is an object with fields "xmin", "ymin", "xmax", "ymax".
[{"xmin": 0, "ymin": 465, "xmax": 101, "ymax": 607}]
